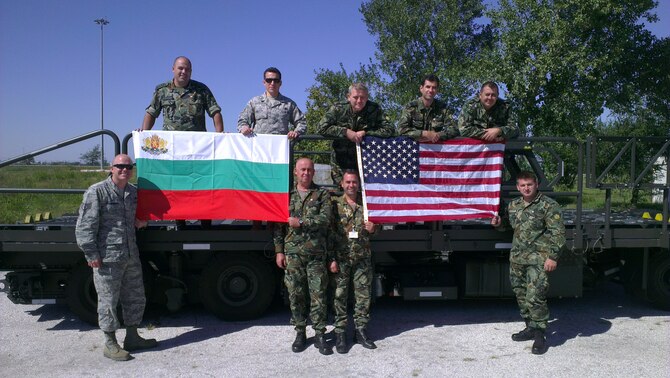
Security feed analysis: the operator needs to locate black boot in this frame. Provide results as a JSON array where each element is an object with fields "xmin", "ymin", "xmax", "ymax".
[
  {"xmin": 335, "ymin": 332, "xmax": 347, "ymax": 354},
  {"xmin": 531, "ymin": 329, "xmax": 547, "ymax": 355},
  {"xmin": 355, "ymin": 328, "xmax": 377, "ymax": 349},
  {"xmin": 291, "ymin": 330, "xmax": 306, "ymax": 353},
  {"xmin": 314, "ymin": 333, "xmax": 333, "ymax": 355},
  {"xmin": 512, "ymin": 319, "xmax": 534, "ymax": 341}
]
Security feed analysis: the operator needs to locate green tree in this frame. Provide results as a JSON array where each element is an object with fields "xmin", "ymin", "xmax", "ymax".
[
  {"xmin": 485, "ymin": 0, "xmax": 661, "ymax": 138},
  {"xmin": 79, "ymin": 145, "xmax": 107, "ymax": 167},
  {"xmin": 360, "ymin": 0, "xmax": 492, "ymax": 116}
]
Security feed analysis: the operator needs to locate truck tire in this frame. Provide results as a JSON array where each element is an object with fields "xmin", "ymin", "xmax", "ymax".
[
  {"xmin": 66, "ymin": 263, "xmax": 99, "ymax": 325},
  {"xmin": 648, "ymin": 251, "xmax": 670, "ymax": 311},
  {"xmin": 199, "ymin": 253, "xmax": 276, "ymax": 320}
]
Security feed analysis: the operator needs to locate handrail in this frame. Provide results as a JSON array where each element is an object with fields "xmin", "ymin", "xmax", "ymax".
[{"xmin": 0, "ymin": 129, "xmax": 120, "ymax": 169}]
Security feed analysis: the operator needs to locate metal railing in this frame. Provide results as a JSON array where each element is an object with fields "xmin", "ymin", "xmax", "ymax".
[{"xmin": 0, "ymin": 130, "xmax": 120, "ymax": 194}]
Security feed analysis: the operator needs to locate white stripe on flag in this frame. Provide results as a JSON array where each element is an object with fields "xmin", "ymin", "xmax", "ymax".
[{"xmin": 132, "ymin": 131, "xmax": 289, "ymax": 164}]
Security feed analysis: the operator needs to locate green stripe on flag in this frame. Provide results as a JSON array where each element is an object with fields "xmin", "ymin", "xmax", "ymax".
[{"xmin": 137, "ymin": 158, "xmax": 288, "ymax": 193}]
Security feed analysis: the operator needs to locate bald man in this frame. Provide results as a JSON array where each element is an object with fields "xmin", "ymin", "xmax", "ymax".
[{"xmin": 76, "ymin": 154, "xmax": 157, "ymax": 361}]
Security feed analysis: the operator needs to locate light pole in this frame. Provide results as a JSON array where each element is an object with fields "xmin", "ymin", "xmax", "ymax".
[{"xmin": 94, "ymin": 18, "xmax": 109, "ymax": 170}]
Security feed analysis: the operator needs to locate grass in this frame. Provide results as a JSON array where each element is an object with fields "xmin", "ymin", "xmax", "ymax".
[
  {"xmin": 554, "ymin": 185, "xmax": 665, "ymax": 212},
  {"xmin": 0, "ymin": 166, "xmax": 114, "ymax": 224},
  {"xmin": 1, "ymin": 166, "xmax": 665, "ymax": 224}
]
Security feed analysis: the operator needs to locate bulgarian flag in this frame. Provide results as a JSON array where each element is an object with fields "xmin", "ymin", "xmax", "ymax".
[{"xmin": 132, "ymin": 130, "xmax": 289, "ymax": 222}]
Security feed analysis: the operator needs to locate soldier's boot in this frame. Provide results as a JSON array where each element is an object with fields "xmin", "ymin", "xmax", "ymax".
[
  {"xmin": 103, "ymin": 331, "xmax": 131, "ymax": 361},
  {"xmin": 531, "ymin": 329, "xmax": 548, "ymax": 355},
  {"xmin": 355, "ymin": 328, "xmax": 377, "ymax": 349},
  {"xmin": 123, "ymin": 326, "xmax": 158, "ymax": 352},
  {"xmin": 314, "ymin": 333, "xmax": 333, "ymax": 355},
  {"xmin": 511, "ymin": 319, "xmax": 534, "ymax": 341},
  {"xmin": 335, "ymin": 332, "xmax": 347, "ymax": 354},
  {"xmin": 291, "ymin": 330, "xmax": 307, "ymax": 353}
]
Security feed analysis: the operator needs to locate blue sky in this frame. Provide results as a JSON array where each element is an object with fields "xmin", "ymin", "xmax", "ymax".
[{"xmin": 1, "ymin": 0, "xmax": 668, "ymax": 162}]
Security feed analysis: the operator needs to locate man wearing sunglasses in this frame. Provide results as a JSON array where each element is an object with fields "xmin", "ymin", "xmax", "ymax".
[
  {"xmin": 237, "ymin": 67, "xmax": 306, "ymax": 140},
  {"xmin": 76, "ymin": 154, "xmax": 157, "ymax": 361}
]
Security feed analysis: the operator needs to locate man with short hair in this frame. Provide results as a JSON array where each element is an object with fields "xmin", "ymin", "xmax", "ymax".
[
  {"xmin": 237, "ymin": 67, "xmax": 306, "ymax": 140},
  {"xmin": 458, "ymin": 81, "xmax": 519, "ymax": 141},
  {"xmin": 491, "ymin": 171, "xmax": 565, "ymax": 355},
  {"xmin": 274, "ymin": 157, "xmax": 333, "ymax": 355},
  {"xmin": 318, "ymin": 83, "xmax": 395, "ymax": 184},
  {"xmin": 142, "ymin": 56, "xmax": 222, "ymax": 229},
  {"xmin": 75, "ymin": 154, "xmax": 157, "ymax": 361},
  {"xmin": 330, "ymin": 170, "xmax": 378, "ymax": 354},
  {"xmin": 398, "ymin": 74, "xmax": 459, "ymax": 142},
  {"xmin": 142, "ymin": 56, "xmax": 223, "ymax": 132}
]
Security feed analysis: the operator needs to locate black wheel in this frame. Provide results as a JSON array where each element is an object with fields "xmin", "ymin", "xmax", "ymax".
[
  {"xmin": 66, "ymin": 262, "xmax": 98, "ymax": 325},
  {"xmin": 199, "ymin": 253, "xmax": 276, "ymax": 320},
  {"xmin": 648, "ymin": 251, "xmax": 670, "ymax": 311}
]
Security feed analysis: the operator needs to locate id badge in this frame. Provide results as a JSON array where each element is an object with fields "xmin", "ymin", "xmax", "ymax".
[{"xmin": 348, "ymin": 231, "xmax": 359, "ymax": 239}]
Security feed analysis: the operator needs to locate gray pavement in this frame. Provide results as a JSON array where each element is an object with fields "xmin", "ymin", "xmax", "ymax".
[{"xmin": 0, "ymin": 272, "xmax": 668, "ymax": 378}]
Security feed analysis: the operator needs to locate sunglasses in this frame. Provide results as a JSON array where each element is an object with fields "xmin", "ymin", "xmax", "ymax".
[
  {"xmin": 264, "ymin": 78, "xmax": 281, "ymax": 84},
  {"xmin": 113, "ymin": 164, "xmax": 135, "ymax": 170}
]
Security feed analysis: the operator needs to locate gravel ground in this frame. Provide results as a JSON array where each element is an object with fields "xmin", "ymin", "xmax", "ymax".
[{"xmin": 1, "ymin": 273, "xmax": 668, "ymax": 378}]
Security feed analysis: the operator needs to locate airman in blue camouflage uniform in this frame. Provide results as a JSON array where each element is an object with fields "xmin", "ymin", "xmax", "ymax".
[
  {"xmin": 274, "ymin": 157, "xmax": 333, "ymax": 355},
  {"xmin": 75, "ymin": 154, "xmax": 157, "ymax": 361},
  {"xmin": 142, "ymin": 56, "xmax": 223, "ymax": 132},
  {"xmin": 330, "ymin": 170, "xmax": 378, "ymax": 353},
  {"xmin": 458, "ymin": 81, "xmax": 519, "ymax": 142},
  {"xmin": 317, "ymin": 83, "xmax": 395, "ymax": 184},
  {"xmin": 237, "ymin": 67, "xmax": 306, "ymax": 140},
  {"xmin": 398, "ymin": 74, "xmax": 459, "ymax": 142},
  {"xmin": 492, "ymin": 171, "xmax": 565, "ymax": 355}
]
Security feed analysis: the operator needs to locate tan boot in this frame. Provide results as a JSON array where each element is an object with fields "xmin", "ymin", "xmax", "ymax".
[
  {"xmin": 103, "ymin": 331, "xmax": 131, "ymax": 361},
  {"xmin": 123, "ymin": 326, "xmax": 158, "ymax": 352}
]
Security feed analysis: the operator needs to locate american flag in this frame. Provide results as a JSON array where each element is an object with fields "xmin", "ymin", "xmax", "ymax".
[{"xmin": 359, "ymin": 136, "xmax": 505, "ymax": 223}]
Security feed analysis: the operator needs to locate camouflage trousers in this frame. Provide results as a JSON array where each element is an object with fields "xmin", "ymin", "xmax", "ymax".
[
  {"xmin": 92, "ymin": 255, "xmax": 146, "ymax": 332},
  {"xmin": 509, "ymin": 262, "xmax": 549, "ymax": 330},
  {"xmin": 284, "ymin": 253, "xmax": 328, "ymax": 334},
  {"xmin": 333, "ymin": 256, "xmax": 372, "ymax": 333}
]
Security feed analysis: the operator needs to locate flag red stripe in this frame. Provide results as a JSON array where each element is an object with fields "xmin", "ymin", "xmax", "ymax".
[
  {"xmin": 365, "ymin": 190, "xmax": 501, "ymax": 198},
  {"xmin": 419, "ymin": 177, "xmax": 502, "ymax": 185},
  {"xmin": 137, "ymin": 189, "xmax": 288, "ymax": 222},
  {"xmin": 368, "ymin": 213, "xmax": 495, "ymax": 223},
  {"xmin": 367, "ymin": 203, "xmax": 498, "ymax": 211},
  {"xmin": 420, "ymin": 164, "xmax": 504, "ymax": 172},
  {"xmin": 419, "ymin": 150, "xmax": 504, "ymax": 159}
]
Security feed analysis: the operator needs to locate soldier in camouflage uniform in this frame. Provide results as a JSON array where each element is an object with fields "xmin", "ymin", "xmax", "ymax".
[
  {"xmin": 330, "ymin": 170, "xmax": 378, "ymax": 354},
  {"xmin": 237, "ymin": 67, "xmax": 306, "ymax": 140},
  {"xmin": 274, "ymin": 157, "xmax": 333, "ymax": 355},
  {"xmin": 317, "ymin": 83, "xmax": 395, "ymax": 184},
  {"xmin": 142, "ymin": 56, "xmax": 223, "ymax": 132},
  {"xmin": 142, "ymin": 56, "xmax": 222, "ymax": 229},
  {"xmin": 491, "ymin": 171, "xmax": 565, "ymax": 355},
  {"xmin": 398, "ymin": 74, "xmax": 459, "ymax": 142},
  {"xmin": 75, "ymin": 154, "xmax": 157, "ymax": 361},
  {"xmin": 458, "ymin": 81, "xmax": 519, "ymax": 141}
]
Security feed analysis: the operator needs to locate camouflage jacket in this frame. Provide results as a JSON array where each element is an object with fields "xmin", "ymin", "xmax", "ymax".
[
  {"xmin": 397, "ymin": 98, "xmax": 459, "ymax": 141},
  {"xmin": 237, "ymin": 93, "xmax": 307, "ymax": 135},
  {"xmin": 273, "ymin": 183, "xmax": 332, "ymax": 255},
  {"xmin": 146, "ymin": 79, "xmax": 221, "ymax": 131},
  {"xmin": 330, "ymin": 194, "xmax": 373, "ymax": 262},
  {"xmin": 457, "ymin": 97, "xmax": 519, "ymax": 139},
  {"xmin": 317, "ymin": 100, "xmax": 395, "ymax": 171},
  {"xmin": 75, "ymin": 177, "xmax": 140, "ymax": 263},
  {"xmin": 498, "ymin": 193, "xmax": 566, "ymax": 265}
]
